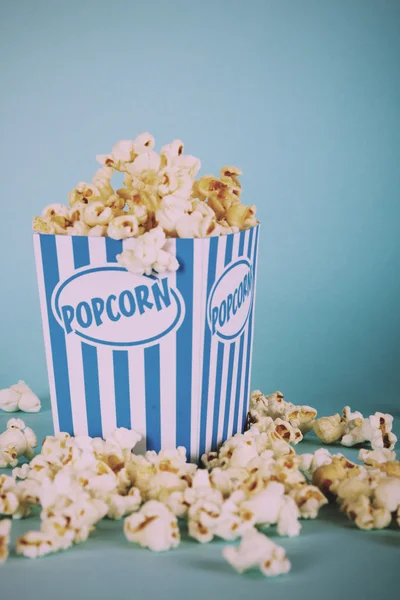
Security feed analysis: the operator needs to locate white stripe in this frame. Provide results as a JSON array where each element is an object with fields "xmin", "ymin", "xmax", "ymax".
[
  {"xmin": 33, "ymin": 235, "xmax": 59, "ymax": 434},
  {"xmin": 206, "ymin": 235, "xmax": 227, "ymax": 452},
  {"xmin": 88, "ymin": 237, "xmax": 116, "ymax": 438},
  {"xmin": 227, "ymin": 231, "xmax": 243, "ymax": 438},
  {"xmin": 127, "ymin": 347, "xmax": 147, "ymax": 454},
  {"xmin": 55, "ymin": 236, "xmax": 89, "ymax": 436},
  {"xmin": 237, "ymin": 230, "xmax": 252, "ymax": 432},
  {"xmin": 191, "ymin": 238, "xmax": 208, "ymax": 462},
  {"xmin": 158, "ymin": 240, "xmax": 177, "ymax": 450},
  {"xmin": 217, "ymin": 341, "xmax": 229, "ymax": 446}
]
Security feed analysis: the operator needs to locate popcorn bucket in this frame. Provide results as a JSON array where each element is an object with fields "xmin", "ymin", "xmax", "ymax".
[{"xmin": 33, "ymin": 225, "xmax": 260, "ymax": 462}]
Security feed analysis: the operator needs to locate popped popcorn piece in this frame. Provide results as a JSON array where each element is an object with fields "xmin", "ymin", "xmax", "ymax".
[
  {"xmin": 241, "ymin": 481, "xmax": 285, "ymax": 527},
  {"xmin": 0, "ymin": 381, "xmax": 41, "ymax": 413},
  {"xmin": 88, "ymin": 225, "xmax": 108, "ymax": 236},
  {"xmin": 342, "ymin": 495, "xmax": 392, "ymax": 531},
  {"xmin": 32, "ymin": 216, "xmax": 68, "ymax": 235},
  {"xmin": 16, "ymin": 530, "xmax": 59, "ymax": 559},
  {"xmin": 299, "ymin": 448, "xmax": 334, "ymax": 480},
  {"xmin": 83, "ymin": 201, "xmax": 114, "ymax": 227},
  {"xmin": 358, "ymin": 448, "xmax": 396, "ymax": 465},
  {"xmin": 313, "ymin": 414, "xmax": 344, "ymax": 444},
  {"xmin": 0, "ymin": 418, "xmax": 37, "ymax": 468},
  {"xmin": 13, "ymin": 463, "xmax": 30, "ymax": 479},
  {"xmin": 0, "ymin": 474, "xmax": 21, "ymax": 516},
  {"xmin": 68, "ymin": 182, "xmax": 103, "ymax": 206},
  {"xmin": 66, "ymin": 221, "xmax": 91, "ymax": 236},
  {"xmin": 289, "ymin": 483, "xmax": 328, "ymax": 519},
  {"xmin": 107, "ymin": 215, "xmax": 141, "ymax": 240},
  {"xmin": 116, "ymin": 226, "xmax": 179, "ymax": 276},
  {"xmin": 0, "ymin": 519, "xmax": 11, "ymax": 564},
  {"xmin": 214, "ymin": 495, "xmax": 255, "ymax": 540},
  {"xmin": 277, "ymin": 495, "xmax": 302, "ymax": 537},
  {"xmin": 124, "ymin": 500, "xmax": 180, "ymax": 551},
  {"xmin": 106, "ymin": 487, "xmax": 142, "ymax": 520},
  {"xmin": 312, "ymin": 456, "xmax": 363, "ymax": 496},
  {"xmin": 373, "ymin": 477, "xmax": 400, "ymax": 513},
  {"xmin": 341, "ymin": 410, "xmax": 397, "ymax": 451},
  {"xmin": 188, "ymin": 497, "xmax": 223, "ymax": 543},
  {"xmin": 222, "ymin": 529, "xmax": 291, "ymax": 577}
]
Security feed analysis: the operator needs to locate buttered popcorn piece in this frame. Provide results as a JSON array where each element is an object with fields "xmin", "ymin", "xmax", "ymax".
[
  {"xmin": 0, "ymin": 519, "xmax": 11, "ymax": 564},
  {"xmin": 289, "ymin": 483, "xmax": 328, "ymax": 519},
  {"xmin": 107, "ymin": 215, "xmax": 142, "ymax": 240},
  {"xmin": 313, "ymin": 414, "xmax": 344, "ymax": 444},
  {"xmin": 124, "ymin": 500, "xmax": 180, "ymax": 551},
  {"xmin": 0, "ymin": 381, "xmax": 41, "ymax": 413},
  {"xmin": 0, "ymin": 418, "xmax": 37, "ymax": 468},
  {"xmin": 223, "ymin": 529, "xmax": 291, "ymax": 576}
]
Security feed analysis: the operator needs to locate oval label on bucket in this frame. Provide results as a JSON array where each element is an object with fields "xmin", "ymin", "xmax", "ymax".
[
  {"xmin": 207, "ymin": 259, "xmax": 254, "ymax": 341},
  {"xmin": 51, "ymin": 266, "xmax": 185, "ymax": 347}
]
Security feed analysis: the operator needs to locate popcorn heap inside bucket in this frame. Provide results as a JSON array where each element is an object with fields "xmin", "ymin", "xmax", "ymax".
[
  {"xmin": 32, "ymin": 134, "xmax": 258, "ymax": 275},
  {"xmin": 1, "ymin": 388, "xmax": 398, "ymax": 576}
]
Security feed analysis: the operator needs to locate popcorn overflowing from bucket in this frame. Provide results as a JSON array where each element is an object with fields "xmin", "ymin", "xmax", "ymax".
[
  {"xmin": 0, "ymin": 389, "xmax": 398, "ymax": 574},
  {"xmin": 32, "ymin": 133, "xmax": 258, "ymax": 276}
]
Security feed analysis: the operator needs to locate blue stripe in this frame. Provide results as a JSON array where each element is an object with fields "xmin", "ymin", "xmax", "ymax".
[
  {"xmin": 72, "ymin": 236, "xmax": 90, "ymax": 268},
  {"xmin": 238, "ymin": 230, "xmax": 246, "ymax": 256},
  {"xmin": 144, "ymin": 344, "xmax": 161, "ymax": 452},
  {"xmin": 199, "ymin": 236, "xmax": 219, "ymax": 457},
  {"xmin": 81, "ymin": 343, "xmax": 103, "ymax": 437},
  {"xmin": 106, "ymin": 238, "xmax": 123, "ymax": 263},
  {"xmin": 175, "ymin": 239, "xmax": 194, "ymax": 452},
  {"xmin": 241, "ymin": 226, "xmax": 260, "ymax": 432},
  {"xmin": 222, "ymin": 342, "xmax": 236, "ymax": 441},
  {"xmin": 71, "ymin": 236, "xmax": 105, "ymax": 438},
  {"xmin": 113, "ymin": 351, "xmax": 131, "ymax": 428},
  {"xmin": 224, "ymin": 234, "xmax": 234, "ymax": 266},
  {"xmin": 232, "ymin": 332, "xmax": 245, "ymax": 435},
  {"xmin": 246, "ymin": 227, "xmax": 254, "ymax": 259},
  {"xmin": 40, "ymin": 235, "xmax": 74, "ymax": 434},
  {"xmin": 211, "ymin": 342, "xmax": 225, "ymax": 450}
]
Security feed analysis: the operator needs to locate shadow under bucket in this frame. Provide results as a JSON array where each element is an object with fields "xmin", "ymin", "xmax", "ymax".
[{"xmin": 33, "ymin": 225, "xmax": 260, "ymax": 462}]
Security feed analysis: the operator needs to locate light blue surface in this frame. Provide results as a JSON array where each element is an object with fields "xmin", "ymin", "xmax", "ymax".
[{"xmin": 0, "ymin": 0, "xmax": 399, "ymax": 597}]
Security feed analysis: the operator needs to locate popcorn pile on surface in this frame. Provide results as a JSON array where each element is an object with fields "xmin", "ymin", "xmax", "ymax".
[
  {"xmin": 0, "ymin": 390, "xmax": 398, "ymax": 576},
  {"xmin": 0, "ymin": 382, "xmax": 41, "ymax": 413},
  {"xmin": 32, "ymin": 134, "xmax": 258, "ymax": 276}
]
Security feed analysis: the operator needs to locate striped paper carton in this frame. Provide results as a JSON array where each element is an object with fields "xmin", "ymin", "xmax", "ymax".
[{"xmin": 33, "ymin": 225, "xmax": 260, "ymax": 462}]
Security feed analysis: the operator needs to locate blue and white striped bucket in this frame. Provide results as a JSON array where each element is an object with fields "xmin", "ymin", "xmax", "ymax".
[{"xmin": 33, "ymin": 225, "xmax": 260, "ymax": 462}]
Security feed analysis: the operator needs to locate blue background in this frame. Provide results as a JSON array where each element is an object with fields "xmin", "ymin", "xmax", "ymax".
[{"xmin": 0, "ymin": 1, "xmax": 399, "ymax": 597}]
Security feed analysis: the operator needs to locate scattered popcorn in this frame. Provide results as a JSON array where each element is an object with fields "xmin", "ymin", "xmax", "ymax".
[
  {"xmin": 248, "ymin": 390, "xmax": 317, "ymax": 435},
  {"xmin": 0, "ymin": 519, "xmax": 11, "ymax": 564},
  {"xmin": 223, "ymin": 529, "xmax": 291, "ymax": 577},
  {"xmin": 313, "ymin": 406, "xmax": 397, "ymax": 452},
  {"xmin": 0, "ymin": 381, "xmax": 41, "ymax": 413},
  {"xmin": 0, "ymin": 419, "xmax": 37, "ymax": 468},
  {"xmin": 124, "ymin": 500, "xmax": 180, "ymax": 551}
]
